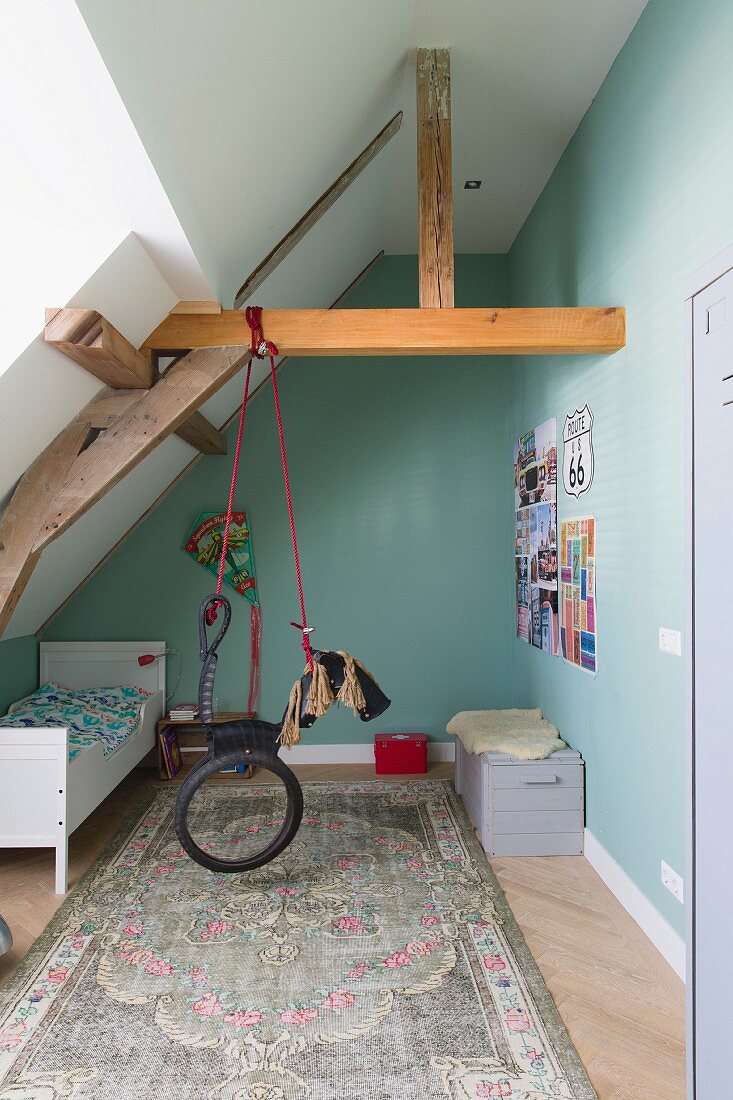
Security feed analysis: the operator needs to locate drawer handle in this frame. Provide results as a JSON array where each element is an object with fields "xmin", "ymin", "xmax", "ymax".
[{"xmin": 520, "ymin": 773, "xmax": 558, "ymax": 784}]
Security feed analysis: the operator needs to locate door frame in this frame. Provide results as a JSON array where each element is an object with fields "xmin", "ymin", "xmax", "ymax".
[{"xmin": 684, "ymin": 242, "xmax": 733, "ymax": 1098}]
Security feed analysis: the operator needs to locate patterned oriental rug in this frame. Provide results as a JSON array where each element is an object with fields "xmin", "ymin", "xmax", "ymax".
[{"xmin": 0, "ymin": 781, "xmax": 596, "ymax": 1099}]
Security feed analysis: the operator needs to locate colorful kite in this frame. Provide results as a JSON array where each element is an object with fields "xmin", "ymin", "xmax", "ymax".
[
  {"xmin": 184, "ymin": 511, "xmax": 258, "ymax": 602},
  {"xmin": 183, "ymin": 511, "xmax": 261, "ymax": 710}
]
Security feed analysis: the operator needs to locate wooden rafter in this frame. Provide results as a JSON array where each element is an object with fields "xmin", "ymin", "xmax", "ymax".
[
  {"xmin": 0, "ymin": 339, "xmax": 237, "ymax": 637},
  {"xmin": 233, "ymin": 112, "xmax": 402, "ymax": 309},
  {"xmin": 45, "ymin": 308, "xmax": 154, "ymax": 388},
  {"xmin": 175, "ymin": 410, "xmax": 228, "ymax": 455},
  {"xmin": 417, "ymin": 48, "xmax": 454, "ymax": 308},
  {"xmin": 77, "ymin": 388, "xmax": 144, "ymax": 428},
  {"xmin": 169, "ymin": 300, "xmax": 222, "ymax": 315},
  {"xmin": 41, "ymin": 256, "xmax": 413, "ymax": 559},
  {"xmin": 0, "ymin": 420, "xmax": 90, "ymax": 633},
  {"xmin": 35, "ymin": 251, "xmax": 386, "ymax": 637},
  {"xmin": 45, "ymin": 308, "xmax": 226, "ymax": 454},
  {"xmin": 34, "ymin": 345, "xmax": 252, "ymax": 551},
  {"xmin": 143, "ymin": 307, "xmax": 626, "ymax": 357}
]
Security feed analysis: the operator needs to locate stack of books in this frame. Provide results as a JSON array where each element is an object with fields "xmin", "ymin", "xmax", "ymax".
[
  {"xmin": 159, "ymin": 726, "xmax": 182, "ymax": 779},
  {"xmin": 169, "ymin": 703, "xmax": 199, "ymax": 723}
]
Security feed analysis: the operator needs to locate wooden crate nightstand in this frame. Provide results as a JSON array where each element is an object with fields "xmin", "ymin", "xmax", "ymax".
[
  {"xmin": 455, "ymin": 742, "xmax": 584, "ymax": 856},
  {"xmin": 156, "ymin": 712, "xmax": 256, "ymax": 779}
]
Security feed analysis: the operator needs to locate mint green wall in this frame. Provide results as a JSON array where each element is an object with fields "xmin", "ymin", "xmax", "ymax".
[
  {"xmin": 506, "ymin": 0, "xmax": 733, "ymax": 934},
  {"xmin": 0, "ymin": 635, "xmax": 39, "ymax": 714},
  {"xmin": 48, "ymin": 255, "xmax": 515, "ymax": 744}
]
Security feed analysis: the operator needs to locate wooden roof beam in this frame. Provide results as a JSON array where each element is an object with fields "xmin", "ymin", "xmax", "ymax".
[
  {"xmin": 0, "ymin": 420, "xmax": 90, "ymax": 635},
  {"xmin": 417, "ymin": 48, "xmax": 453, "ymax": 308},
  {"xmin": 35, "ymin": 251, "xmax": 386, "ymax": 637},
  {"xmin": 25, "ymin": 253, "xmax": 387, "ymax": 636},
  {"xmin": 233, "ymin": 112, "xmax": 402, "ymax": 309},
  {"xmin": 174, "ymin": 410, "xmax": 228, "ymax": 455},
  {"xmin": 143, "ymin": 307, "xmax": 626, "ymax": 357},
  {"xmin": 45, "ymin": 307, "xmax": 154, "ymax": 388},
  {"xmin": 77, "ymin": 388, "xmax": 144, "ymax": 428},
  {"xmin": 45, "ymin": 308, "xmax": 227, "ymax": 455},
  {"xmin": 0, "ymin": 328, "xmax": 237, "ymax": 636},
  {"xmin": 34, "ymin": 345, "xmax": 251, "ymax": 551}
]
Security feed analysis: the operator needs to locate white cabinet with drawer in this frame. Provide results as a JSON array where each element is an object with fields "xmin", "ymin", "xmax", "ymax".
[{"xmin": 454, "ymin": 742, "xmax": 584, "ymax": 856}]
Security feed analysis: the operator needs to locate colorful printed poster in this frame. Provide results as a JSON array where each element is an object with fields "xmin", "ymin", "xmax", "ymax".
[
  {"xmin": 516, "ymin": 556, "xmax": 530, "ymax": 642},
  {"xmin": 514, "ymin": 419, "xmax": 557, "ymax": 510},
  {"xmin": 560, "ymin": 515, "xmax": 597, "ymax": 674},
  {"xmin": 514, "ymin": 419, "xmax": 558, "ymax": 654},
  {"xmin": 183, "ymin": 511, "xmax": 259, "ymax": 603}
]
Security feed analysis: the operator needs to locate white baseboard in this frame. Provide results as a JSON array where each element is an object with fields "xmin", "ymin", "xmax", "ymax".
[
  {"xmin": 277, "ymin": 741, "xmax": 456, "ymax": 765},
  {"xmin": 584, "ymin": 828, "xmax": 686, "ymax": 982}
]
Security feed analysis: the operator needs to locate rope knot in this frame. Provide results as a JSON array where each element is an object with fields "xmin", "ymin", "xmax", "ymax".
[
  {"xmin": 245, "ymin": 305, "xmax": 279, "ymax": 359},
  {"xmin": 291, "ymin": 621, "xmax": 314, "ymax": 670},
  {"xmin": 205, "ymin": 599, "xmax": 223, "ymax": 626}
]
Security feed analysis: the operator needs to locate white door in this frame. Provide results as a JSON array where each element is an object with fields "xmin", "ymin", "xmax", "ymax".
[{"xmin": 692, "ymin": 266, "xmax": 733, "ymax": 1097}]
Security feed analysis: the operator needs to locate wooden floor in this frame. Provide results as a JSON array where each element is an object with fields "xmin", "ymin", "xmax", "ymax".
[{"xmin": 0, "ymin": 763, "xmax": 685, "ymax": 1099}]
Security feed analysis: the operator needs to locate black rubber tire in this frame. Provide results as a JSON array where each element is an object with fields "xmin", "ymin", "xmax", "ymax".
[{"xmin": 174, "ymin": 748, "xmax": 303, "ymax": 873}]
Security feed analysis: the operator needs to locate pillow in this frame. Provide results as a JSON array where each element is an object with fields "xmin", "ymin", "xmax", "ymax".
[
  {"xmin": 7, "ymin": 682, "xmax": 152, "ymax": 718},
  {"xmin": 16, "ymin": 681, "xmax": 75, "ymax": 705},
  {"xmin": 72, "ymin": 685, "xmax": 153, "ymax": 709}
]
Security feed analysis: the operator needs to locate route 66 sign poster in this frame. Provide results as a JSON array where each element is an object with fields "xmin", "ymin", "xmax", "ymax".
[{"xmin": 562, "ymin": 405, "xmax": 594, "ymax": 498}]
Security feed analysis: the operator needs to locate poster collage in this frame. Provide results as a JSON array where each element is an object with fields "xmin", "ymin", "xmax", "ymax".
[
  {"xmin": 514, "ymin": 418, "xmax": 598, "ymax": 673},
  {"xmin": 514, "ymin": 419, "xmax": 559, "ymax": 655}
]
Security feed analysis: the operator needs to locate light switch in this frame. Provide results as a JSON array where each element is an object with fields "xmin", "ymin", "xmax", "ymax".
[
  {"xmin": 661, "ymin": 860, "xmax": 684, "ymax": 903},
  {"xmin": 659, "ymin": 627, "xmax": 682, "ymax": 656}
]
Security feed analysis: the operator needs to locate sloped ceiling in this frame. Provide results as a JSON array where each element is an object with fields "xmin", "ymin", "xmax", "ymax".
[
  {"xmin": 2, "ymin": 0, "xmax": 648, "ymax": 639},
  {"xmin": 75, "ymin": 0, "xmax": 648, "ymax": 299},
  {"xmin": 0, "ymin": 0, "xmax": 213, "ymax": 377}
]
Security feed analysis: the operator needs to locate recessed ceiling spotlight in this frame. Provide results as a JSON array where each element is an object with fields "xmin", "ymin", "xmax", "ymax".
[{"xmin": 464, "ymin": 180, "xmax": 482, "ymax": 189}]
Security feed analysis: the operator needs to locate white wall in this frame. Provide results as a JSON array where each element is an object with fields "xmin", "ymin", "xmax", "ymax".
[{"xmin": 0, "ymin": 0, "xmax": 214, "ymax": 381}]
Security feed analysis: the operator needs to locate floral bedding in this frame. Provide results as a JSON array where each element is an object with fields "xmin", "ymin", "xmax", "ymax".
[{"xmin": 0, "ymin": 682, "xmax": 153, "ymax": 763}]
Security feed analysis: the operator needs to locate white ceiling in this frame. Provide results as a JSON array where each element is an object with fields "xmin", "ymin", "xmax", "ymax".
[
  {"xmin": 75, "ymin": 0, "xmax": 648, "ymax": 300},
  {"xmin": 386, "ymin": 0, "xmax": 650, "ymax": 252}
]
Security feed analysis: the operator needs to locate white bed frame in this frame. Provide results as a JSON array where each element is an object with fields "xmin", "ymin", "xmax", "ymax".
[{"xmin": 0, "ymin": 641, "xmax": 165, "ymax": 894}]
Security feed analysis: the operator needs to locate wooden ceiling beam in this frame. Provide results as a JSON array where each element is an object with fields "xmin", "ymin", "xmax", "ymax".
[
  {"xmin": 174, "ymin": 410, "xmax": 228, "ymax": 455},
  {"xmin": 417, "ymin": 48, "xmax": 454, "ymax": 308},
  {"xmin": 77, "ymin": 388, "xmax": 144, "ymax": 429},
  {"xmin": 143, "ymin": 306, "xmax": 626, "ymax": 357},
  {"xmin": 45, "ymin": 308, "xmax": 155, "ymax": 388},
  {"xmin": 169, "ymin": 300, "xmax": 222, "ymax": 315},
  {"xmin": 45, "ymin": 308, "xmax": 227, "ymax": 455},
  {"xmin": 34, "ymin": 345, "xmax": 251, "ymax": 551},
  {"xmin": 233, "ymin": 112, "xmax": 402, "ymax": 309},
  {"xmin": 35, "ymin": 251, "xmax": 386, "ymax": 637},
  {"xmin": 24, "ymin": 253, "xmax": 387, "ymax": 637},
  {"xmin": 0, "ymin": 420, "xmax": 90, "ymax": 635}
]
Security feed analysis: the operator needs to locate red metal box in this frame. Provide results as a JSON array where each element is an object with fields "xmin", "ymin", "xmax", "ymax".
[{"xmin": 374, "ymin": 733, "xmax": 428, "ymax": 774}]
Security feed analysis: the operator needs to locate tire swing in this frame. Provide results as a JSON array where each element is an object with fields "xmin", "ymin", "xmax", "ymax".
[{"xmin": 174, "ymin": 308, "xmax": 391, "ymax": 874}]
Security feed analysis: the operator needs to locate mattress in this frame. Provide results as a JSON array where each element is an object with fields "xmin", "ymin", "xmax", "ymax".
[{"xmin": 0, "ymin": 682, "xmax": 153, "ymax": 762}]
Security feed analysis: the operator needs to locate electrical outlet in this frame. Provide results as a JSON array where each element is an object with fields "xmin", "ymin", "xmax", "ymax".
[
  {"xmin": 661, "ymin": 860, "xmax": 684, "ymax": 903},
  {"xmin": 659, "ymin": 627, "xmax": 682, "ymax": 655}
]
